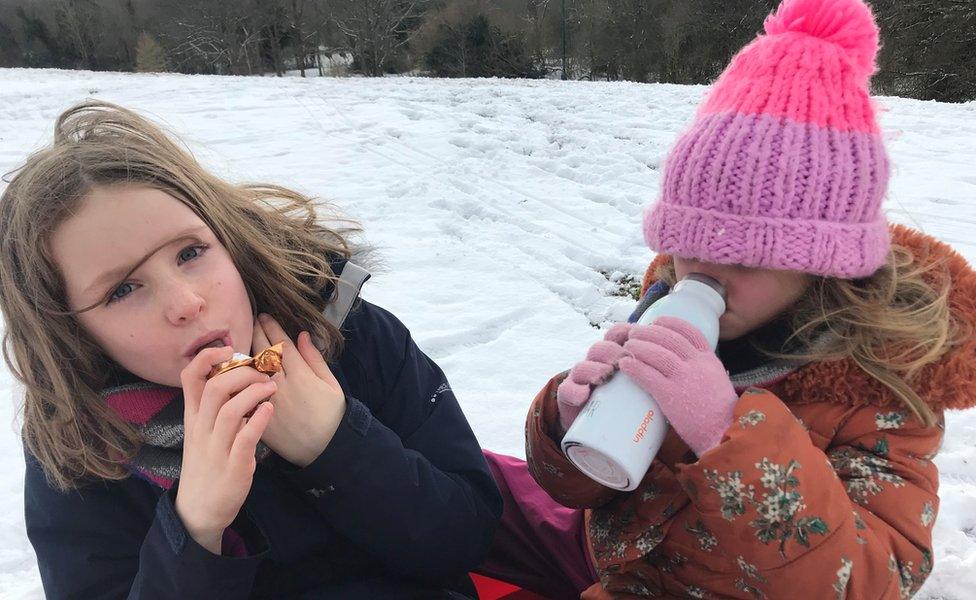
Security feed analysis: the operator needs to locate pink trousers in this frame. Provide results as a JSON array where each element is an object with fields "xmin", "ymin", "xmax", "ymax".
[{"xmin": 476, "ymin": 450, "xmax": 599, "ymax": 600}]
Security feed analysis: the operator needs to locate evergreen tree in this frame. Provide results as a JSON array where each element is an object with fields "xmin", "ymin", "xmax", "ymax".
[{"xmin": 135, "ymin": 32, "xmax": 166, "ymax": 72}]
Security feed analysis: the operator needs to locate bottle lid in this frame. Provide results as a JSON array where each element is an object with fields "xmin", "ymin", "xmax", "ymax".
[{"xmin": 679, "ymin": 273, "xmax": 727, "ymax": 301}]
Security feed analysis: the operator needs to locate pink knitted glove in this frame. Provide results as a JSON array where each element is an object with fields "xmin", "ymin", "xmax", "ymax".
[
  {"xmin": 556, "ymin": 323, "xmax": 632, "ymax": 431},
  {"xmin": 619, "ymin": 316, "xmax": 737, "ymax": 457}
]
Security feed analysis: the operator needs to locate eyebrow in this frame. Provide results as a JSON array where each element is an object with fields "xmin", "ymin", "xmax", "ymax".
[{"xmin": 83, "ymin": 225, "xmax": 210, "ymax": 297}]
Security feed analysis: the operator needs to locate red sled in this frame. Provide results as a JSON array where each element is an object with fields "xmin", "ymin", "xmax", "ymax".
[{"xmin": 470, "ymin": 573, "xmax": 552, "ymax": 600}]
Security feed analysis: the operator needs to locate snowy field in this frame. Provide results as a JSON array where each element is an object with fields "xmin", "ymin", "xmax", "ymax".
[{"xmin": 0, "ymin": 68, "xmax": 974, "ymax": 599}]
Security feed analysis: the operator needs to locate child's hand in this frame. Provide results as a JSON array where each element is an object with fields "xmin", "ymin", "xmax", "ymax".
[
  {"xmin": 619, "ymin": 316, "xmax": 737, "ymax": 456},
  {"xmin": 176, "ymin": 346, "xmax": 276, "ymax": 554},
  {"xmin": 556, "ymin": 323, "xmax": 632, "ymax": 432},
  {"xmin": 251, "ymin": 314, "xmax": 346, "ymax": 468}
]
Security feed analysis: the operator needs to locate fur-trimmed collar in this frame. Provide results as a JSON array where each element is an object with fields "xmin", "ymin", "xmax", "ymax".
[{"xmin": 640, "ymin": 224, "xmax": 976, "ymax": 411}]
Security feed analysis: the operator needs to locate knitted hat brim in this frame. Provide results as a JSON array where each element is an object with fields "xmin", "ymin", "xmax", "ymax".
[{"xmin": 644, "ymin": 201, "xmax": 890, "ymax": 278}]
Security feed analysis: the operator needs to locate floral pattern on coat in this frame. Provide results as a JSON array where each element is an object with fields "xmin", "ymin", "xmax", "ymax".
[{"xmin": 527, "ymin": 376, "xmax": 944, "ymax": 600}]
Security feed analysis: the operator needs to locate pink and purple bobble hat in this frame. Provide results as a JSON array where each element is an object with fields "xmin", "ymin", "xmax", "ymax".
[{"xmin": 644, "ymin": 0, "xmax": 891, "ymax": 279}]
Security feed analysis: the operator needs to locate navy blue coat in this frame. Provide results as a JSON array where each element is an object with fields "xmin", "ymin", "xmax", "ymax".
[{"xmin": 24, "ymin": 295, "xmax": 502, "ymax": 599}]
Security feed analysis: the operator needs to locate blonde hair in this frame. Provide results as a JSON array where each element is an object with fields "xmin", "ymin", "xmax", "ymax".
[
  {"xmin": 656, "ymin": 245, "xmax": 963, "ymax": 427},
  {"xmin": 0, "ymin": 101, "xmax": 360, "ymax": 490}
]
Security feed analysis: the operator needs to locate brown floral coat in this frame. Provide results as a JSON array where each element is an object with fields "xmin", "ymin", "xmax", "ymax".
[{"xmin": 526, "ymin": 225, "xmax": 976, "ymax": 599}]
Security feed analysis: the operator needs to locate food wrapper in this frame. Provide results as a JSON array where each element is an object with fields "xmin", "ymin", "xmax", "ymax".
[{"xmin": 207, "ymin": 342, "xmax": 284, "ymax": 380}]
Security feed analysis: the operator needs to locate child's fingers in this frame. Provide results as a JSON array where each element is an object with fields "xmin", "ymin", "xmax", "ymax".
[
  {"xmin": 603, "ymin": 323, "xmax": 632, "ymax": 345},
  {"xmin": 646, "ymin": 317, "xmax": 711, "ymax": 354},
  {"xmin": 629, "ymin": 320, "xmax": 700, "ymax": 360},
  {"xmin": 297, "ymin": 331, "xmax": 340, "ymax": 387},
  {"xmin": 569, "ymin": 360, "xmax": 614, "ymax": 386},
  {"xmin": 557, "ymin": 382, "xmax": 590, "ymax": 409},
  {"xmin": 212, "ymin": 380, "xmax": 277, "ymax": 447},
  {"xmin": 198, "ymin": 367, "xmax": 270, "ymax": 429},
  {"xmin": 231, "ymin": 402, "xmax": 274, "ymax": 463},
  {"xmin": 257, "ymin": 314, "xmax": 303, "ymax": 376},
  {"xmin": 623, "ymin": 338, "xmax": 682, "ymax": 378},
  {"xmin": 556, "ymin": 378, "xmax": 591, "ymax": 430},
  {"xmin": 618, "ymin": 356, "xmax": 667, "ymax": 395},
  {"xmin": 180, "ymin": 346, "xmax": 235, "ymax": 417},
  {"xmin": 586, "ymin": 340, "xmax": 629, "ymax": 366},
  {"xmin": 252, "ymin": 317, "xmax": 272, "ymax": 355}
]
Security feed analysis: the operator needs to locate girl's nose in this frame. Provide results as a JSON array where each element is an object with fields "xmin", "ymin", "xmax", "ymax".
[{"xmin": 164, "ymin": 282, "xmax": 206, "ymax": 324}]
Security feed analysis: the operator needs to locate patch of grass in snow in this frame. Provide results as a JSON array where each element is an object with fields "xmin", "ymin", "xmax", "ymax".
[{"xmin": 600, "ymin": 270, "xmax": 643, "ymax": 301}]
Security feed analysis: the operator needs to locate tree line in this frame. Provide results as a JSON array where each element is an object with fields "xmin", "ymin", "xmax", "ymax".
[{"xmin": 1, "ymin": 0, "xmax": 973, "ymax": 102}]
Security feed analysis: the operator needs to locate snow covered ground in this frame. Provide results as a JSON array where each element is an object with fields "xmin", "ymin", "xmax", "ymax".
[{"xmin": 0, "ymin": 68, "xmax": 974, "ymax": 599}]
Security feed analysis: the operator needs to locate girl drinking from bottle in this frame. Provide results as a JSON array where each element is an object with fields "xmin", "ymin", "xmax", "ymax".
[
  {"xmin": 0, "ymin": 101, "xmax": 501, "ymax": 599},
  {"xmin": 525, "ymin": 0, "xmax": 976, "ymax": 597}
]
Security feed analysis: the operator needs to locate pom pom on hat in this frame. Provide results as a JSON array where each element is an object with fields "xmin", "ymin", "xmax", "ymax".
[{"xmin": 764, "ymin": 0, "xmax": 880, "ymax": 80}]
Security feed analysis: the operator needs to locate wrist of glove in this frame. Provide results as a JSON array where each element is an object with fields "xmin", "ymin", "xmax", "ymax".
[{"xmin": 556, "ymin": 317, "xmax": 738, "ymax": 457}]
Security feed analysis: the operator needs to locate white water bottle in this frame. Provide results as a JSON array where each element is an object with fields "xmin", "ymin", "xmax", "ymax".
[{"xmin": 561, "ymin": 273, "xmax": 726, "ymax": 491}]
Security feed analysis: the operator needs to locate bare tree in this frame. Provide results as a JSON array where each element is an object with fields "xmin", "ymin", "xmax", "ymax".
[
  {"xmin": 55, "ymin": 0, "xmax": 101, "ymax": 69},
  {"xmin": 163, "ymin": 0, "xmax": 264, "ymax": 75},
  {"xmin": 330, "ymin": 0, "xmax": 428, "ymax": 75},
  {"xmin": 167, "ymin": 18, "xmax": 233, "ymax": 73},
  {"xmin": 520, "ymin": 0, "xmax": 555, "ymax": 74},
  {"xmin": 873, "ymin": 0, "xmax": 976, "ymax": 102},
  {"xmin": 413, "ymin": 0, "xmax": 486, "ymax": 75},
  {"xmin": 284, "ymin": 0, "xmax": 319, "ymax": 76}
]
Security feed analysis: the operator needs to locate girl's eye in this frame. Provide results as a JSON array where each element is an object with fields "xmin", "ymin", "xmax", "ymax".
[
  {"xmin": 178, "ymin": 245, "xmax": 208, "ymax": 263},
  {"xmin": 108, "ymin": 283, "xmax": 135, "ymax": 304}
]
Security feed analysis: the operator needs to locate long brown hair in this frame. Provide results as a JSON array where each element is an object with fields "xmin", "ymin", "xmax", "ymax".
[
  {"xmin": 0, "ymin": 101, "xmax": 361, "ymax": 491},
  {"xmin": 655, "ymin": 242, "xmax": 963, "ymax": 427}
]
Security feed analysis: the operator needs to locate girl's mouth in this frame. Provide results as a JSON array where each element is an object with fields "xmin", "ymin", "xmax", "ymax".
[{"xmin": 185, "ymin": 331, "xmax": 232, "ymax": 357}]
